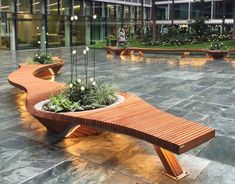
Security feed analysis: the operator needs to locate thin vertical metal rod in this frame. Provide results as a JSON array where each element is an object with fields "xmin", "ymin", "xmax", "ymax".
[
  {"xmin": 86, "ymin": 51, "xmax": 89, "ymax": 85},
  {"xmin": 93, "ymin": 18, "xmax": 96, "ymax": 80},
  {"xmin": 71, "ymin": 48, "xmax": 74, "ymax": 83},
  {"xmin": 84, "ymin": 53, "xmax": 87, "ymax": 85},
  {"xmin": 75, "ymin": 48, "xmax": 78, "ymax": 80}
]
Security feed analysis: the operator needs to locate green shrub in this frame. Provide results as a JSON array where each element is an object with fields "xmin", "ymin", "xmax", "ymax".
[
  {"xmin": 43, "ymin": 79, "xmax": 117, "ymax": 112},
  {"xmin": 27, "ymin": 54, "xmax": 56, "ymax": 64},
  {"xmin": 209, "ymin": 34, "xmax": 227, "ymax": 50}
]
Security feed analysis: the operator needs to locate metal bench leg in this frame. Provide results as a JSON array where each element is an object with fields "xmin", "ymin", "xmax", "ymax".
[{"xmin": 153, "ymin": 145, "xmax": 189, "ymax": 181}]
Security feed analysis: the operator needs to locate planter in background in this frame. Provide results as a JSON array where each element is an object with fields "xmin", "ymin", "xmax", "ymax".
[{"xmin": 206, "ymin": 50, "xmax": 229, "ymax": 60}]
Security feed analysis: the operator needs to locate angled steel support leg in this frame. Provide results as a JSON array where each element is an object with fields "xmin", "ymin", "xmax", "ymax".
[{"xmin": 153, "ymin": 145, "xmax": 189, "ymax": 181}]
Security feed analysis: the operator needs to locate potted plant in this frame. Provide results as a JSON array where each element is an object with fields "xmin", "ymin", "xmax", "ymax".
[
  {"xmin": 38, "ymin": 47, "xmax": 123, "ymax": 113},
  {"xmin": 26, "ymin": 54, "xmax": 58, "ymax": 64},
  {"xmin": 42, "ymin": 79, "xmax": 119, "ymax": 113},
  {"xmin": 206, "ymin": 35, "xmax": 229, "ymax": 60}
]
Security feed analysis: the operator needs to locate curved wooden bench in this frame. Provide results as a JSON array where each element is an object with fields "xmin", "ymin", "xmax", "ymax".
[
  {"xmin": 8, "ymin": 59, "xmax": 215, "ymax": 181},
  {"xmin": 106, "ymin": 46, "xmax": 209, "ymax": 57}
]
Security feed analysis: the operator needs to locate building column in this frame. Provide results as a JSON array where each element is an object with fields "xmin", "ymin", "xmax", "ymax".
[
  {"xmin": 211, "ymin": 1, "xmax": 214, "ymax": 19},
  {"xmin": 188, "ymin": 2, "xmax": 192, "ymax": 20},
  {"xmin": 85, "ymin": 18, "xmax": 91, "ymax": 45},
  {"xmin": 40, "ymin": 0, "xmax": 47, "ymax": 52},
  {"xmin": 10, "ymin": 0, "xmax": 17, "ymax": 51},
  {"xmin": 65, "ymin": 1, "xmax": 72, "ymax": 47},
  {"xmin": 130, "ymin": 6, "xmax": 135, "ymax": 33},
  {"xmin": 80, "ymin": 0, "xmax": 85, "ymax": 16}
]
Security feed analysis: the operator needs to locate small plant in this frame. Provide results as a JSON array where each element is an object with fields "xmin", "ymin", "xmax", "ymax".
[
  {"xmin": 43, "ymin": 78, "xmax": 117, "ymax": 112},
  {"xmin": 209, "ymin": 34, "xmax": 227, "ymax": 50},
  {"xmin": 209, "ymin": 42, "xmax": 226, "ymax": 50},
  {"xmin": 32, "ymin": 54, "xmax": 56, "ymax": 64}
]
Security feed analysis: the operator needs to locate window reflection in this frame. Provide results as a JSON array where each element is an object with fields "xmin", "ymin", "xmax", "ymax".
[
  {"xmin": 174, "ymin": 3, "xmax": 188, "ymax": 20},
  {"xmin": 47, "ymin": 0, "xmax": 58, "ymax": 15},
  {"xmin": 32, "ymin": 0, "xmax": 40, "ymax": 14},
  {"xmin": 18, "ymin": 0, "xmax": 31, "ymax": 13},
  {"xmin": 0, "ymin": 0, "xmax": 10, "ymax": 12},
  {"xmin": 74, "ymin": 0, "xmax": 81, "ymax": 15},
  {"xmin": 156, "ymin": 5, "xmax": 168, "ymax": 20}
]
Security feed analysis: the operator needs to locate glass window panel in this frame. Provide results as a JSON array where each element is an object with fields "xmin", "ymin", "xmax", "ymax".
[
  {"xmin": 156, "ymin": 5, "xmax": 168, "ymax": 20},
  {"xmin": 47, "ymin": 15, "xmax": 65, "ymax": 47},
  {"xmin": 0, "ymin": 13, "xmax": 11, "ymax": 49},
  {"xmin": 47, "ymin": 0, "xmax": 58, "ymax": 15},
  {"xmin": 94, "ymin": 2, "xmax": 102, "ymax": 17},
  {"xmin": 214, "ymin": 0, "xmax": 234, "ymax": 19},
  {"xmin": 107, "ymin": 4, "xmax": 115, "ymax": 18},
  {"xmin": 72, "ymin": 18, "xmax": 86, "ymax": 45},
  {"xmin": 74, "ymin": 0, "xmax": 81, "ymax": 15},
  {"xmin": 192, "ymin": 2, "xmax": 211, "ymax": 18},
  {"xmin": 18, "ymin": 0, "xmax": 31, "ymax": 13},
  {"xmin": 135, "ymin": 6, "xmax": 141, "ymax": 20},
  {"xmin": 225, "ymin": 0, "xmax": 234, "ymax": 18},
  {"xmin": 116, "ymin": 4, "xmax": 122, "ymax": 19},
  {"xmin": 174, "ymin": 3, "xmax": 188, "ymax": 20},
  {"xmin": 0, "ymin": 0, "xmax": 10, "ymax": 12},
  {"xmin": 32, "ymin": 0, "xmax": 40, "ymax": 14},
  {"xmin": 17, "ymin": 15, "xmax": 41, "ymax": 49},
  {"xmin": 59, "ymin": 0, "xmax": 66, "ymax": 15},
  {"xmin": 84, "ymin": 1, "xmax": 91, "ymax": 16},
  {"xmin": 124, "ymin": 5, "xmax": 130, "ymax": 19}
]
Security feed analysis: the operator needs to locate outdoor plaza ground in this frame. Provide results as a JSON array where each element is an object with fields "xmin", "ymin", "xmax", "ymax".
[{"xmin": 0, "ymin": 48, "xmax": 235, "ymax": 184}]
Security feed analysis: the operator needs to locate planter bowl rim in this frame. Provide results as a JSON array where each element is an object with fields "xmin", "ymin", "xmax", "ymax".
[{"xmin": 34, "ymin": 94, "xmax": 125, "ymax": 114}]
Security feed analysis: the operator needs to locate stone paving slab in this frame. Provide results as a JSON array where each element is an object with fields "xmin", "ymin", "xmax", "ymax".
[{"xmin": 0, "ymin": 48, "xmax": 235, "ymax": 183}]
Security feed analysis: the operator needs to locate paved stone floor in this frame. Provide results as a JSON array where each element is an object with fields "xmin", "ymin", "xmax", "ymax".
[{"xmin": 0, "ymin": 47, "xmax": 235, "ymax": 184}]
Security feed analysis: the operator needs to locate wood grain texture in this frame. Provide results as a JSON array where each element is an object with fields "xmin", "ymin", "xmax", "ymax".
[{"xmin": 8, "ymin": 58, "xmax": 215, "ymax": 155}]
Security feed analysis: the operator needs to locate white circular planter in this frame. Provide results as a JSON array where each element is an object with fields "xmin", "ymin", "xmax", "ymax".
[{"xmin": 34, "ymin": 94, "xmax": 125, "ymax": 113}]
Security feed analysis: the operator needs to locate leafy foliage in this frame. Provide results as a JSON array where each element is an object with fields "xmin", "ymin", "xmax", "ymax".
[
  {"xmin": 189, "ymin": 17, "xmax": 210, "ymax": 39},
  {"xmin": 43, "ymin": 79, "xmax": 117, "ymax": 112},
  {"xmin": 27, "ymin": 54, "xmax": 56, "ymax": 64},
  {"xmin": 133, "ymin": 16, "xmax": 231, "ymax": 47},
  {"xmin": 209, "ymin": 34, "xmax": 227, "ymax": 50}
]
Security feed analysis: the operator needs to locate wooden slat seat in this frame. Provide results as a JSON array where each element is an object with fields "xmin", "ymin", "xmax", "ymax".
[
  {"xmin": 106, "ymin": 46, "xmax": 235, "ymax": 57},
  {"xmin": 106, "ymin": 46, "xmax": 209, "ymax": 56},
  {"xmin": 8, "ymin": 59, "xmax": 215, "ymax": 180}
]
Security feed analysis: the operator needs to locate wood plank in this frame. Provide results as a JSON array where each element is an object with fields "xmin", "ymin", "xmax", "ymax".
[{"xmin": 8, "ymin": 60, "xmax": 215, "ymax": 155}]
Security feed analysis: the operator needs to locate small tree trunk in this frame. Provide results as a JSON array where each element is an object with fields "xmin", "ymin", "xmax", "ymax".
[{"xmin": 152, "ymin": 0, "xmax": 156, "ymax": 43}]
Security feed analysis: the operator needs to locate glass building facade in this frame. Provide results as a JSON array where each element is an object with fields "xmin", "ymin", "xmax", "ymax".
[
  {"xmin": 0, "ymin": 0, "xmax": 234, "ymax": 50},
  {"xmin": 0, "ymin": 0, "xmax": 151, "ymax": 50},
  {"xmin": 155, "ymin": 0, "xmax": 234, "ymax": 22}
]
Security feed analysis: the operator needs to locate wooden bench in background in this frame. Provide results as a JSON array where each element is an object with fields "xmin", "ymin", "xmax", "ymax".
[
  {"xmin": 8, "ymin": 60, "xmax": 215, "ymax": 181},
  {"xmin": 106, "ymin": 46, "xmax": 235, "ymax": 58},
  {"xmin": 105, "ymin": 46, "xmax": 209, "ymax": 57}
]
